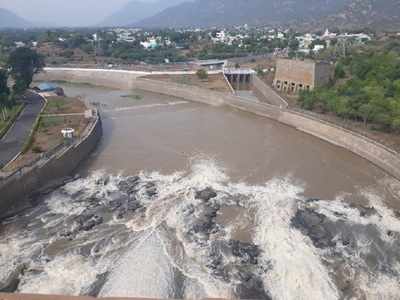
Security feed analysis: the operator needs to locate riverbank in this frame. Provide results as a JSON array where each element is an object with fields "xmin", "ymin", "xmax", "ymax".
[
  {"xmin": 0, "ymin": 104, "xmax": 102, "ymax": 219},
  {"xmin": 257, "ymin": 74, "xmax": 400, "ymax": 153},
  {"xmin": 35, "ymin": 68, "xmax": 400, "ymax": 182},
  {"xmin": 3, "ymin": 95, "xmax": 90, "ymax": 172}
]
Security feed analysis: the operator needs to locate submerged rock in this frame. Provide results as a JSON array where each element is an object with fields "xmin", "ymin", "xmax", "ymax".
[
  {"xmin": 291, "ymin": 208, "xmax": 335, "ymax": 249},
  {"xmin": 118, "ymin": 176, "xmax": 140, "ymax": 194},
  {"xmin": 84, "ymin": 272, "xmax": 109, "ymax": 297},
  {"xmin": 76, "ymin": 214, "xmax": 103, "ymax": 232},
  {"xmin": 0, "ymin": 264, "xmax": 25, "ymax": 292},
  {"xmin": 195, "ymin": 187, "xmax": 217, "ymax": 202},
  {"xmin": 353, "ymin": 204, "xmax": 378, "ymax": 218},
  {"xmin": 228, "ymin": 240, "xmax": 260, "ymax": 265},
  {"xmin": 235, "ymin": 271, "xmax": 271, "ymax": 300},
  {"xmin": 206, "ymin": 239, "xmax": 267, "ymax": 299}
]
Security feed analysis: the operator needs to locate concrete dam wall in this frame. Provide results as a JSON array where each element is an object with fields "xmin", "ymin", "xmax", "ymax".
[
  {"xmin": 0, "ymin": 112, "xmax": 102, "ymax": 218},
  {"xmin": 36, "ymin": 68, "xmax": 400, "ymax": 181}
]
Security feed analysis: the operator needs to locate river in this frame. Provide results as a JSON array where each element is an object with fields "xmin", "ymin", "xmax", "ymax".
[{"xmin": 1, "ymin": 83, "xmax": 400, "ymax": 299}]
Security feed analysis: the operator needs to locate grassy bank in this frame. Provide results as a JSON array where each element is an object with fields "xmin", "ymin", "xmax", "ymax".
[
  {"xmin": 5, "ymin": 96, "xmax": 89, "ymax": 172},
  {"xmin": 0, "ymin": 104, "xmax": 24, "ymax": 140}
]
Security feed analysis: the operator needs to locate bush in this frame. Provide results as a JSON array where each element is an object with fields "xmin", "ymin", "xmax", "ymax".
[
  {"xmin": 196, "ymin": 69, "xmax": 208, "ymax": 80},
  {"xmin": 335, "ymin": 63, "xmax": 346, "ymax": 79},
  {"xmin": 32, "ymin": 145, "xmax": 43, "ymax": 153}
]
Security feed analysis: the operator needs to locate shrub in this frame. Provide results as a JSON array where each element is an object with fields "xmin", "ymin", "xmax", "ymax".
[{"xmin": 196, "ymin": 69, "xmax": 208, "ymax": 80}]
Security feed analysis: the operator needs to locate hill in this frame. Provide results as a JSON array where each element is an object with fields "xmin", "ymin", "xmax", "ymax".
[
  {"xmin": 136, "ymin": 0, "xmax": 400, "ymax": 30},
  {"xmin": 99, "ymin": 0, "xmax": 187, "ymax": 27},
  {"xmin": 0, "ymin": 8, "xmax": 31, "ymax": 29}
]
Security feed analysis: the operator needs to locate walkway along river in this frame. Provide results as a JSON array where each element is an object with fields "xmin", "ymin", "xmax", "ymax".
[{"xmin": 1, "ymin": 82, "xmax": 400, "ymax": 299}]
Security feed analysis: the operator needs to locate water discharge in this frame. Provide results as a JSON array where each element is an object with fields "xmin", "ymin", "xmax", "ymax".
[{"xmin": 1, "ymin": 83, "xmax": 400, "ymax": 299}]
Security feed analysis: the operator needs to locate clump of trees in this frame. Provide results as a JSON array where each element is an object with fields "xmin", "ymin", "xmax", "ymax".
[
  {"xmin": 0, "ymin": 68, "xmax": 13, "ymax": 121},
  {"xmin": 298, "ymin": 51, "xmax": 400, "ymax": 132},
  {"xmin": 8, "ymin": 47, "xmax": 44, "ymax": 94},
  {"xmin": 0, "ymin": 47, "xmax": 44, "ymax": 120}
]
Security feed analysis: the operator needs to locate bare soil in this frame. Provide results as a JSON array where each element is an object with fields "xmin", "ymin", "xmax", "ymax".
[{"xmin": 143, "ymin": 73, "xmax": 231, "ymax": 93}]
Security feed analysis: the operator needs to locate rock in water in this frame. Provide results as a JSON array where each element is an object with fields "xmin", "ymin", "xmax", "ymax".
[
  {"xmin": 76, "ymin": 214, "xmax": 103, "ymax": 231},
  {"xmin": 195, "ymin": 187, "xmax": 217, "ymax": 201}
]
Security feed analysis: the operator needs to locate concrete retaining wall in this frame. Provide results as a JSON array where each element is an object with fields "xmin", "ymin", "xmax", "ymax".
[
  {"xmin": 0, "ymin": 113, "xmax": 102, "ymax": 218},
  {"xmin": 36, "ymin": 68, "xmax": 400, "ymax": 181},
  {"xmin": 251, "ymin": 75, "xmax": 288, "ymax": 107}
]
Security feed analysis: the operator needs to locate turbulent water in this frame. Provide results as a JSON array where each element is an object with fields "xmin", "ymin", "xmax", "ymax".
[
  {"xmin": 1, "ymin": 158, "xmax": 400, "ymax": 299},
  {"xmin": 1, "ymin": 83, "xmax": 400, "ymax": 299}
]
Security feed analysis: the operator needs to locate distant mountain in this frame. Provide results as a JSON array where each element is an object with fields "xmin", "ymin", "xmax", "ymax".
[
  {"xmin": 99, "ymin": 0, "xmax": 188, "ymax": 27},
  {"xmin": 136, "ymin": 0, "xmax": 400, "ymax": 30},
  {"xmin": 314, "ymin": 0, "xmax": 400, "ymax": 30},
  {"xmin": 0, "ymin": 8, "xmax": 31, "ymax": 28}
]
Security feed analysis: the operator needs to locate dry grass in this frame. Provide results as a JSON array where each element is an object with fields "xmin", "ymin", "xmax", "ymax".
[{"xmin": 43, "ymin": 96, "xmax": 87, "ymax": 114}]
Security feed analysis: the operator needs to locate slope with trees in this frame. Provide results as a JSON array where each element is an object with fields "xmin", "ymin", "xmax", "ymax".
[
  {"xmin": 299, "ymin": 46, "xmax": 400, "ymax": 132},
  {"xmin": 0, "ymin": 47, "xmax": 44, "ymax": 135}
]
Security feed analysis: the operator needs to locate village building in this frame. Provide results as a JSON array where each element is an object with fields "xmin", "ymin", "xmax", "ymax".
[{"xmin": 273, "ymin": 58, "xmax": 334, "ymax": 93}]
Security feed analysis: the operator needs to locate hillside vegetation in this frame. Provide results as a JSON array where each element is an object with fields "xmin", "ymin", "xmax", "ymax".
[{"xmin": 299, "ymin": 40, "xmax": 400, "ymax": 132}]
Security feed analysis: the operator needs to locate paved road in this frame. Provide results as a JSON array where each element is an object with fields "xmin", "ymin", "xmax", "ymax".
[{"xmin": 0, "ymin": 92, "xmax": 45, "ymax": 167}]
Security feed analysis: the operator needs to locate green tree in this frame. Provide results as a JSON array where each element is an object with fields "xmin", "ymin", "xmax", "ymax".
[
  {"xmin": 288, "ymin": 38, "xmax": 299, "ymax": 51},
  {"xmin": 0, "ymin": 68, "xmax": 11, "ymax": 120},
  {"xmin": 335, "ymin": 63, "xmax": 346, "ymax": 79},
  {"xmin": 8, "ymin": 47, "xmax": 44, "ymax": 94}
]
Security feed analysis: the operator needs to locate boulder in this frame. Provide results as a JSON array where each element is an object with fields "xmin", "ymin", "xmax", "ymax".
[
  {"xmin": 195, "ymin": 187, "xmax": 217, "ymax": 202},
  {"xmin": 229, "ymin": 240, "xmax": 260, "ymax": 265},
  {"xmin": 0, "ymin": 264, "xmax": 26, "ymax": 292},
  {"xmin": 118, "ymin": 176, "xmax": 140, "ymax": 194},
  {"xmin": 292, "ymin": 209, "xmax": 335, "ymax": 249},
  {"xmin": 76, "ymin": 214, "xmax": 103, "ymax": 231}
]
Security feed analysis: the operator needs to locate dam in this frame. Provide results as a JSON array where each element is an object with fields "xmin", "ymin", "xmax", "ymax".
[{"xmin": 1, "ymin": 71, "xmax": 400, "ymax": 300}]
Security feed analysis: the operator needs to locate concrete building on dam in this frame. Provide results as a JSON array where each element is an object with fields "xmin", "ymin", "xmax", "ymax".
[{"xmin": 273, "ymin": 58, "xmax": 334, "ymax": 93}]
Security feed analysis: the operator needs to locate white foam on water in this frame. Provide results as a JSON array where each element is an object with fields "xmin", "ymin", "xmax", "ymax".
[
  {"xmin": 120, "ymin": 160, "xmax": 340, "ymax": 299},
  {"xmin": 0, "ymin": 233, "xmax": 38, "ymax": 285},
  {"xmin": 99, "ymin": 230, "xmax": 177, "ymax": 299},
  {"xmin": 248, "ymin": 178, "xmax": 340, "ymax": 300},
  {"xmin": 18, "ymin": 254, "xmax": 98, "ymax": 295},
  {"xmin": 4, "ymin": 159, "xmax": 400, "ymax": 299},
  {"xmin": 313, "ymin": 190, "xmax": 400, "ymax": 241},
  {"xmin": 45, "ymin": 193, "xmax": 87, "ymax": 216},
  {"xmin": 356, "ymin": 272, "xmax": 400, "ymax": 300},
  {"xmin": 62, "ymin": 170, "xmax": 120, "ymax": 199}
]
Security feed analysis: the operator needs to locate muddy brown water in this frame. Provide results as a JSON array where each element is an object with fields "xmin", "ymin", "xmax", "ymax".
[
  {"xmin": 60, "ymin": 82, "xmax": 400, "ymax": 208},
  {"xmin": 2, "ymin": 82, "xmax": 400, "ymax": 299}
]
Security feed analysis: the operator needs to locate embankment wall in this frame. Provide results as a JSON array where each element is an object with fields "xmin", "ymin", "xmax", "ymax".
[
  {"xmin": 36, "ymin": 68, "xmax": 400, "ymax": 181},
  {"xmin": 251, "ymin": 75, "xmax": 288, "ymax": 107},
  {"xmin": 0, "ymin": 113, "xmax": 102, "ymax": 218}
]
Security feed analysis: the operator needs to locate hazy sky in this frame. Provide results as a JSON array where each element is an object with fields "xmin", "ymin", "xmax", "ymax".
[{"xmin": 0, "ymin": 0, "xmax": 141, "ymax": 26}]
